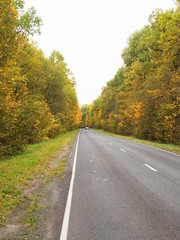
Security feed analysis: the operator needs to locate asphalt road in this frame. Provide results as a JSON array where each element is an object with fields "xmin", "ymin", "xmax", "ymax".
[{"xmin": 63, "ymin": 129, "xmax": 180, "ymax": 240}]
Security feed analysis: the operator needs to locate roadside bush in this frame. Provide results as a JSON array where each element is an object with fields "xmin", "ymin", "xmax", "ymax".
[{"xmin": 19, "ymin": 97, "xmax": 60, "ymax": 144}]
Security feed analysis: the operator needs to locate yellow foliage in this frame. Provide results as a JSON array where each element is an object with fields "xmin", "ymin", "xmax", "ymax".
[
  {"xmin": 98, "ymin": 109, "xmax": 102, "ymax": 119},
  {"xmin": 85, "ymin": 115, "xmax": 89, "ymax": 126},
  {"xmin": 132, "ymin": 102, "xmax": 144, "ymax": 120}
]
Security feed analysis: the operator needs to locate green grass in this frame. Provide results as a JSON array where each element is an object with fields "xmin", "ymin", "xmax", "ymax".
[
  {"xmin": 0, "ymin": 129, "xmax": 79, "ymax": 226},
  {"xmin": 93, "ymin": 129, "xmax": 180, "ymax": 154},
  {"xmin": 22, "ymin": 216, "xmax": 38, "ymax": 227},
  {"xmin": 27, "ymin": 198, "xmax": 39, "ymax": 212}
]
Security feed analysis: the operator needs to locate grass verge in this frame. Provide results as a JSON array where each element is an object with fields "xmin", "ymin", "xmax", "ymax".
[
  {"xmin": 0, "ymin": 129, "xmax": 79, "ymax": 226},
  {"xmin": 93, "ymin": 129, "xmax": 180, "ymax": 154}
]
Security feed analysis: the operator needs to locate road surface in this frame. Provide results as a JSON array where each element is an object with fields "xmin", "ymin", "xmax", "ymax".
[{"xmin": 61, "ymin": 129, "xmax": 180, "ymax": 240}]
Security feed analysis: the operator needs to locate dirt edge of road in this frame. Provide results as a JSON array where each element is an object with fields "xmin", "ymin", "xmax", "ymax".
[{"xmin": 0, "ymin": 139, "xmax": 77, "ymax": 240}]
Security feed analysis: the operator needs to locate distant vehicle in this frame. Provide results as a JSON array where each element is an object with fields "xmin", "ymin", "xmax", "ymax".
[{"xmin": 85, "ymin": 127, "xmax": 89, "ymax": 130}]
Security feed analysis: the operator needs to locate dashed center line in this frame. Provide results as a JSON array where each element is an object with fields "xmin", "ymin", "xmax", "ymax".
[
  {"xmin": 144, "ymin": 164, "xmax": 158, "ymax": 172},
  {"xmin": 121, "ymin": 149, "xmax": 126, "ymax": 152}
]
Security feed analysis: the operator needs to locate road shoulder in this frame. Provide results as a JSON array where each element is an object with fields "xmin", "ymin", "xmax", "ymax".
[{"xmin": 0, "ymin": 139, "xmax": 77, "ymax": 240}]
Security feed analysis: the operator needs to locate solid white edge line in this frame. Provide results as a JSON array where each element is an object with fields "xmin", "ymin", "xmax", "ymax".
[
  {"xmin": 91, "ymin": 130, "xmax": 179, "ymax": 157},
  {"xmin": 60, "ymin": 131, "xmax": 80, "ymax": 240},
  {"xmin": 131, "ymin": 141, "xmax": 180, "ymax": 157},
  {"xmin": 144, "ymin": 164, "xmax": 158, "ymax": 172}
]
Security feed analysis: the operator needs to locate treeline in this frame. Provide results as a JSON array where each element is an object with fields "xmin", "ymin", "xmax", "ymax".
[
  {"xmin": 0, "ymin": 0, "xmax": 81, "ymax": 158},
  {"xmin": 82, "ymin": 2, "xmax": 180, "ymax": 144}
]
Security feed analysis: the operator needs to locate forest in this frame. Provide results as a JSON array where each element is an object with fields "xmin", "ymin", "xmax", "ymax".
[
  {"xmin": 81, "ymin": 1, "xmax": 180, "ymax": 145},
  {"xmin": 1, "ymin": 0, "xmax": 180, "ymax": 161},
  {"xmin": 0, "ymin": 0, "xmax": 81, "ymax": 159}
]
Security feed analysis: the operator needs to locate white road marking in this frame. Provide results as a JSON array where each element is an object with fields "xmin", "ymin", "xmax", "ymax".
[
  {"xmin": 109, "ymin": 142, "xmax": 112, "ymax": 145},
  {"xmin": 60, "ymin": 132, "xmax": 80, "ymax": 240},
  {"xmin": 132, "ymin": 141, "xmax": 180, "ymax": 157},
  {"xmin": 121, "ymin": 149, "xmax": 126, "ymax": 152},
  {"xmin": 92, "ymin": 130, "xmax": 180, "ymax": 157},
  {"xmin": 144, "ymin": 164, "xmax": 158, "ymax": 172},
  {"xmin": 103, "ymin": 139, "xmax": 106, "ymax": 141}
]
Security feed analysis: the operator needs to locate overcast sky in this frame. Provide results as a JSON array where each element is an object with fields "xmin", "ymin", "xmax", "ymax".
[{"xmin": 24, "ymin": 0, "xmax": 175, "ymax": 106}]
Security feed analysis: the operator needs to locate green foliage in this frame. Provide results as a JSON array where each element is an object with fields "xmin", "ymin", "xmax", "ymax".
[
  {"xmin": 81, "ymin": 105, "xmax": 90, "ymax": 127},
  {"xmin": 0, "ymin": 129, "xmax": 79, "ymax": 226},
  {"xmin": 13, "ymin": 0, "xmax": 42, "ymax": 37},
  {"xmin": 93, "ymin": 129, "xmax": 180, "ymax": 153},
  {"xmin": 17, "ymin": 40, "xmax": 46, "ymax": 98},
  {"xmin": 12, "ymin": 0, "xmax": 25, "ymax": 10},
  {"xmin": 49, "ymin": 50, "xmax": 65, "ymax": 64},
  {"xmin": 19, "ymin": 97, "xmax": 60, "ymax": 143},
  {"xmin": 22, "ymin": 216, "xmax": 38, "ymax": 226},
  {"xmin": 174, "ymin": 0, "xmax": 180, "ymax": 10},
  {"xmin": 0, "ymin": 0, "xmax": 18, "ymax": 67},
  {"xmin": 28, "ymin": 199, "xmax": 39, "ymax": 212},
  {"xmin": 0, "ymin": 58, "xmax": 28, "ymax": 156},
  {"xmin": 83, "ymin": 5, "xmax": 180, "ymax": 145},
  {"xmin": 0, "ymin": 2, "xmax": 80, "ymax": 159}
]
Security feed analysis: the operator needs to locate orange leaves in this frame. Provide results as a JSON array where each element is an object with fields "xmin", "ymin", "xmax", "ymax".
[
  {"xmin": 0, "ymin": 5, "xmax": 80, "ymax": 158},
  {"xmin": 98, "ymin": 109, "xmax": 102, "ymax": 119},
  {"xmin": 147, "ymin": 89, "xmax": 161, "ymax": 99},
  {"xmin": 0, "ymin": 0, "xmax": 18, "ymax": 66},
  {"xmin": 75, "ymin": 108, "xmax": 82, "ymax": 126},
  {"xmin": 108, "ymin": 112, "xmax": 113, "ymax": 126},
  {"xmin": 132, "ymin": 102, "xmax": 144, "ymax": 121},
  {"xmin": 85, "ymin": 7, "xmax": 179, "ymax": 144},
  {"xmin": 85, "ymin": 115, "xmax": 89, "ymax": 126}
]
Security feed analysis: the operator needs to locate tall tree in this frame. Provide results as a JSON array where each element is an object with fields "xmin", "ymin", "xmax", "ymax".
[
  {"xmin": 13, "ymin": 0, "xmax": 42, "ymax": 37},
  {"xmin": 87, "ymin": 4, "xmax": 180, "ymax": 144}
]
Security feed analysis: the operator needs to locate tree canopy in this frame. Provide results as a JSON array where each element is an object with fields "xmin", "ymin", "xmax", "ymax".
[
  {"xmin": 82, "ymin": 4, "xmax": 180, "ymax": 144},
  {"xmin": 0, "ymin": 0, "xmax": 81, "ymax": 158}
]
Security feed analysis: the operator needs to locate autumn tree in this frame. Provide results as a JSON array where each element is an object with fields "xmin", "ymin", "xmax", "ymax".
[
  {"xmin": 0, "ymin": 1, "xmax": 80, "ymax": 158},
  {"xmin": 81, "ymin": 105, "xmax": 90, "ymax": 127},
  {"xmin": 13, "ymin": 0, "xmax": 42, "ymax": 37},
  {"xmin": 88, "ymin": 3, "xmax": 180, "ymax": 144},
  {"xmin": 0, "ymin": 0, "xmax": 18, "ymax": 66}
]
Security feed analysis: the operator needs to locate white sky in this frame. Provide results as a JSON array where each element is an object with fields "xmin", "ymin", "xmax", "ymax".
[{"xmin": 24, "ymin": 0, "xmax": 175, "ymax": 106}]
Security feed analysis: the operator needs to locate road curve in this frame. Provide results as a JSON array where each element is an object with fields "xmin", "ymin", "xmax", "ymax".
[{"xmin": 65, "ymin": 129, "xmax": 180, "ymax": 240}]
